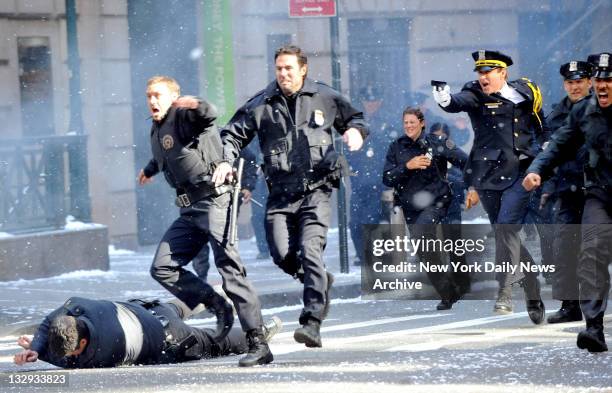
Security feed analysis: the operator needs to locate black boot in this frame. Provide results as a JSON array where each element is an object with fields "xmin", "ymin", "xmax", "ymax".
[
  {"xmin": 547, "ymin": 300, "xmax": 582, "ymax": 324},
  {"xmin": 294, "ymin": 318, "xmax": 322, "ymax": 348},
  {"xmin": 520, "ymin": 277, "xmax": 545, "ymax": 325},
  {"xmin": 238, "ymin": 329, "xmax": 274, "ymax": 367},
  {"xmin": 577, "ymin": 317, "xmax": 608, "ymax": 353},
  {"xmin": 436, "ymin": 299, "xmax": 455, "ymax": 310},
  {"xmin": 203, "ymin": 291, "xmax": 234, "ymax": 342},
  {"xmin": 321, "ymin": 271, "xmax": 334, "ymax": 320}
]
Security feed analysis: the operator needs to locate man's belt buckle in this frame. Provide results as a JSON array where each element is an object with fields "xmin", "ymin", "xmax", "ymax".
[{"xmin": 176, "ymin": 194, "xmax": 191, "ymax": 207}]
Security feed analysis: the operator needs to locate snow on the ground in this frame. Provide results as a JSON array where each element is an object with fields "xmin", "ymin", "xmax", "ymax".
[
  {"xmin": 63, "ymin": 215, "xmax": 104, "ymax": 230},
  {"xmin": 0, "ymin": 269, "xmax": 117, "ymax": 286},
  {"xmin": 108, "ymin": 245, "xmax": 136, "ymax": 256},
  {"xmin": 0, "ymin": 232, "xmax": 14, "ymax": 238}
]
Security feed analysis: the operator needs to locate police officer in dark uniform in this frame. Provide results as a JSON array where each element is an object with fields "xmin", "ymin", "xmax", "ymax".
[
  {"xmin": 524, "ymin": 52, "xmax": 612, "ymax": 352},
  {"xmin": 13, "ymin": 297, "xmax": 281, "ymax": 368},
  {"xmin": 383, "ymin": 107, "xmax": 469, "ymax": 310},
  {"xmin": 212, "ymin": 45, "xmax": 368, "ymax": 348},
  {"xmin": 545, "ymin": 60, "xmax": 593, "ymax": 324},
  {"xmin": 138, "ymin": 76, "xmax": 272, "ymax": 366},
  {"xmin": 348, "ymin": 85, "xmax": 395, "ymax": 266},
  {"xmin": 192, "ymin": 146, "xmax": 259, "ymax": 282},
  {"xmin": 432, "ymin": 50, "xmax": 548, "ymax": 324}
]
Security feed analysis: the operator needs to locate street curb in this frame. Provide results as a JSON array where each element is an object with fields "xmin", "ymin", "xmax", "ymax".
[{"xmin": 258, "ymin": 281, "xmax": 363, "ymax": 310}]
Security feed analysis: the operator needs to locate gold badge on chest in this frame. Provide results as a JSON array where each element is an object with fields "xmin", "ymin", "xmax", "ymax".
[
  {"xmin": 313, "ymin": 109, "xmax": 325, "ymax": 126},
  {"xmin": 162, "ymin": 134, "xmax": 174, "ymax": 150}
]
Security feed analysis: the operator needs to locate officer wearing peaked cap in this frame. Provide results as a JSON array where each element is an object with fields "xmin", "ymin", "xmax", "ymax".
[
  {"xmin": 524, "ymin": 52, "xmax": 612, "ymax": 352},
  {"xmin": 545, "ymin": 60, "xmax": 593, "ymax": 325},
  {"xmin": 432, "ymin": 49, "xmax": 549, "ymax": 324}
]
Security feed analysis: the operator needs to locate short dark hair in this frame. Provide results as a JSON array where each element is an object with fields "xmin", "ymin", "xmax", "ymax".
[
  {"xmin": 48, "ymin": 316, "xmax": 89, "ymax": 357},
  {"xmin": 429, "ymin": 122, "xmax": 451, "ymax": 138},
  {"xmin": 274, "ymin": 45, "xmax": 308, "ymax": 67},
  {"xmin": 402, "ymin": 107, "xmax": 425, "ymax": 123}
]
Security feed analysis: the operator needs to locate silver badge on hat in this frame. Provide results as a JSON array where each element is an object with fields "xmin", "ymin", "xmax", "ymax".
[
  {"xmin": 313, "ymin": 109, "xmax": 325, "ymax": 126},
  {"xmin": 569, "ymin": 61, "xmax": 578, "ymax": 72},
  {"xmin": 478, "ymin": 50, "xmax": 486, "ymax": 60},
  {"xmin": 599, "ymin": 54, "xmax": 609, "ymax": 68}
]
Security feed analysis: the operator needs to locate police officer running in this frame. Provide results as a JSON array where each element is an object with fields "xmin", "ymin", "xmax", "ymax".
[
  {"xmin": 432, "ymin": 50, "xmax": 548, "ymax": 324},
  {"xmin": 139, "ymin": 76, "xmax": 272, "ymax": 366},
  {"xmin": 545, "ymin": 60, "xmax": 593, "ymax": 324},
  {"xmin": 212, "ymin": 45, "xmax": 368, "ymax": 348},
  {"xmin": 383, "ymin": 107, "xmax": 469, "ymax": 310},
  {"xmin": 523, "ymin": 52, "xmax": 612, "ymax": 352}
]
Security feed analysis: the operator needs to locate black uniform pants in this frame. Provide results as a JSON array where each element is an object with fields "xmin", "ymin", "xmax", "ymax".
[
  {"xmin": 350, "ymin": 183, "xmax": 383, "ymax": 262},
  {"xmin": 149, "ymin": 302, "xmax": 248, "ymax": 364},
  {"xmin": 266, "ymin": 186, "xmax": 331, "ymax": 324},
  {"xmin": 478, "ymin": 174, "xmax": 539, "ymax": 299},
  {"xmin": 578, "ymin": 194, "xmax": 612, "ymax": 322},
  {"xmin": 401, "ymin": 200, "xmax": 465, "ymax": 301},
  {"xmin": 551, "ymin": 191, "xmax": 584, "ymax": 300},
  {"xmin": 150, "ymin": 193, "xmax": 264, "ymax": 331}
]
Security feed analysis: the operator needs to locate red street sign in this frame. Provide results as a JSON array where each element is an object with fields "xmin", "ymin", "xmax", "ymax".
[{"xmin": 289, "ymin": 0, "xmax": 336, "ymax": 18}]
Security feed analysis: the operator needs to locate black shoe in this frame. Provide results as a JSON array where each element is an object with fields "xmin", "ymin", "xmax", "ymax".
[
  {"xmin": 527, "ymin": 300, "xmax": 545, "ymax": 325},
  {"xmin": 294, "ymin": 318, "xmax": 322, "ymax": 348},
  {"xmin": 547, "ymin": 301, "xmax": 583, "ymax": 324},
  {"xmin": 263, "ymin": 316, "xmax": 283, "ymax": 343},
  {"xmin": 321, "ymin": 271, "xmax": 335, "ymax": 320},
  {"xmin": 239, "ymin": 329, "xmax": 274, "ymax": 367},
  {"xmin": 577, "ymin": 326, "xmax": 608, "ymax": 353},
  {"xmin": 436, "ymin": 299, "xmax": 455, "ymax": 310},
  {"xmin": 518, "ymin": 277, "xmax": 545, "ymax": 324},
  {"xmin": 204, "ymin": 292, "xmax": 234, "ymax": 342}
]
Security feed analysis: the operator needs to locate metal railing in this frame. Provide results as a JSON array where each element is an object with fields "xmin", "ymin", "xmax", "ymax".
[{"xmin": 0, "ymin": 134, "xmax": 91, "ymax": 233}]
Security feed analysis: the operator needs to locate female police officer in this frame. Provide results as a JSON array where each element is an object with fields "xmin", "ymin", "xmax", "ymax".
[{"xmin": 383, "ymin": 107, "xmax": 469, "ymax": 310}]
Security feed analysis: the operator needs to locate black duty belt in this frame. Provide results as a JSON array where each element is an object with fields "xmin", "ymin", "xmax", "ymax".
[{"xmin": 175, "ymin": 184, "xmax": 215, "ymax": 207}]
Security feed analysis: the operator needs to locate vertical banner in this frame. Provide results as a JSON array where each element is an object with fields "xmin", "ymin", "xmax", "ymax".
[{"xmin": 202, "ymin": 0, "xmax": 236, "ymax": 125}]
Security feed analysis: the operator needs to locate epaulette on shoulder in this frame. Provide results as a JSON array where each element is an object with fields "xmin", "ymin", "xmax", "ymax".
[
  {"xmin": 247, "ymin": 89, "xmax": 266, "ymax": 103},
  {"xmin": 519, "ymin": 77, "xmax": 537, "ymax": 86},
  {"xmin": 463, "ymin": 80, "xmax": 479, "ymax": 89}
]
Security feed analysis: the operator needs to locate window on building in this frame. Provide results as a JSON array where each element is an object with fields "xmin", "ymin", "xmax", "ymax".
[{"xmin": 18, "ymin": 37, "xmax": 55, "ymax": 136}]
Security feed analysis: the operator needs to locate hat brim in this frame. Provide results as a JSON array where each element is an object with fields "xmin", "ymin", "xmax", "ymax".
[
  {"xmin": 594, "ymin": 70, "xmax": 612, "ymax": 79},
  {"xmin": 474, "ymin": 65, "xmax": 502, "ymax": 72},
  {"xmin": 565, "ymin": 73, "xmax": 590, "ymax": 81}
]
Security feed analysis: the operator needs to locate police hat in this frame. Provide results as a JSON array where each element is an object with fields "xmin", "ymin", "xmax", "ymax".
[
  {"xmin": 559, "ymin": 61, "xmax": 593, "ymax": 80},
  {"xmin": 587, "ymin": 52, "xmax": 612, "ymax": 79},
  {"xmin": 472, "ymin": 50, "xmax": 513, "ymax": 72}
]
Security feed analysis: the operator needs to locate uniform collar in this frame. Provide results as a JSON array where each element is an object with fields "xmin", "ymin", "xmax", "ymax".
[{"xmin": 263, "ymin": 78, "xmax": 318, "ymax": 101}]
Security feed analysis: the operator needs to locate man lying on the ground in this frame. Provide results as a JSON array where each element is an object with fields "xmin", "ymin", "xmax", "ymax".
[{"xmin": 13, "ymin": 297, "xmax": 281, "ymax": 368}]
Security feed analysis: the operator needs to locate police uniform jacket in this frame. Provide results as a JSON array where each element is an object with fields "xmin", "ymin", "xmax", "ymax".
[
  {"xmin": 347, "ymin": 110, "xmax": 395, "ymax": 191},
  {"xmin": 441, "ymin": 79, "xmax": 548, "ymax": 190},
  {"xmin": 221, "ymin": 78, "xmax": 368, "ymax": 195},
  {"xmin": 30, "ymin": 297, "xmax": 165, "ymax": 368},
  {"xmin": 382, "ymin": 132, "xmax": 467, "ymax": 211},
  {"xmin": 544, "ymin": 96, "xmax": 587, "ymax": 194},
  {"xmin": 143, "ymin": 99, "xmax": 222, "ymax": 193},
  {"xmin": 528, "ymin": 94, "xmax": 612, "ymax": 201}
]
